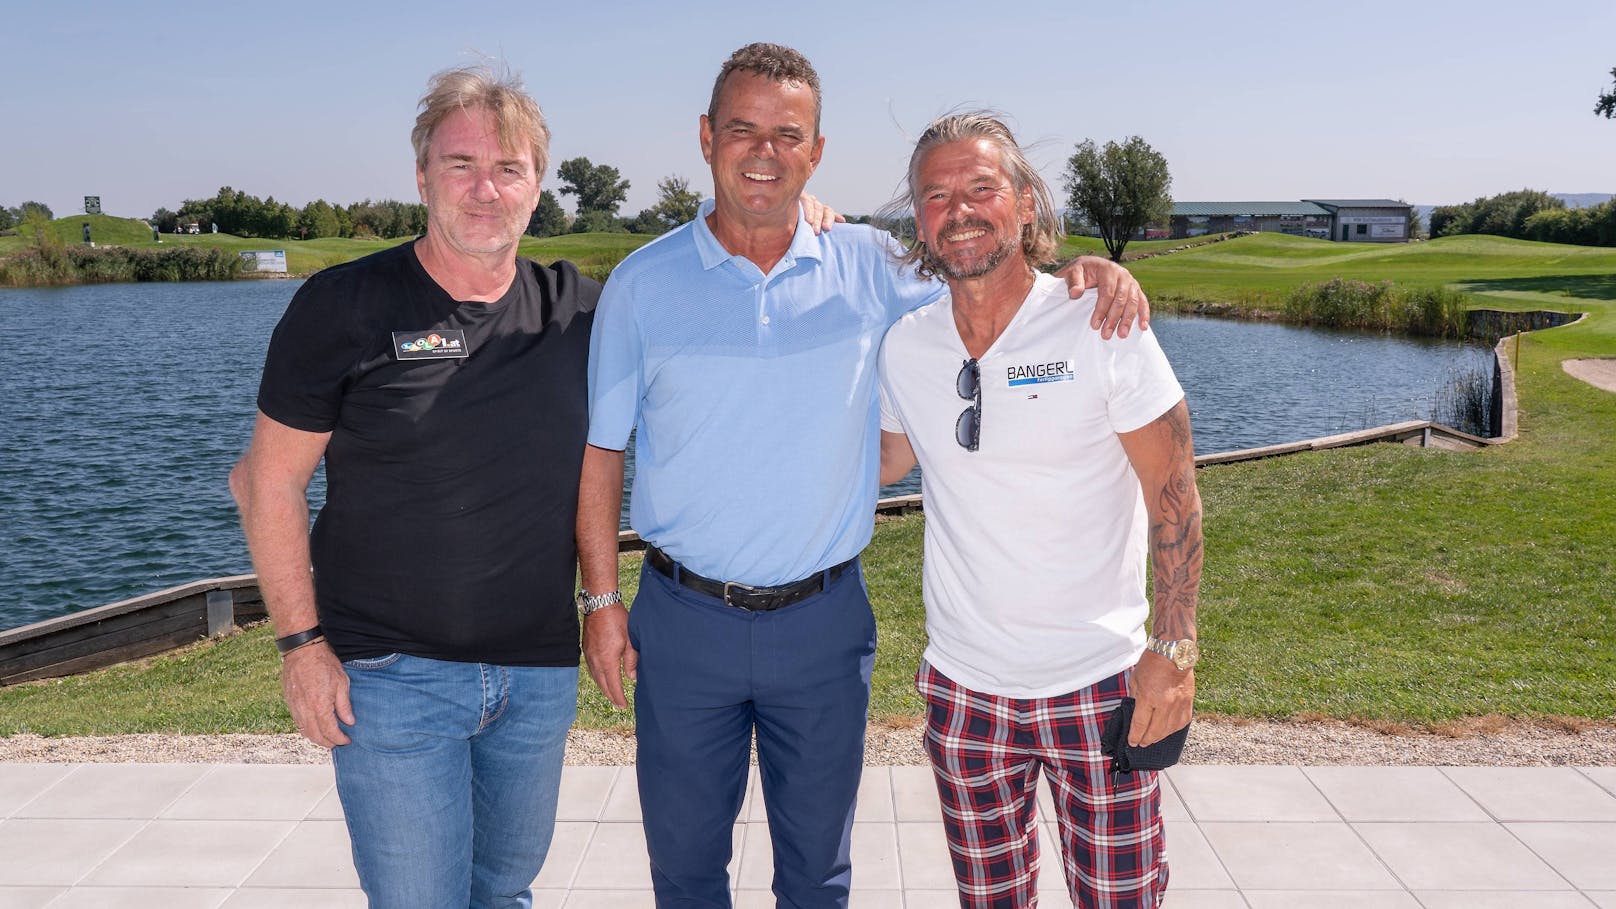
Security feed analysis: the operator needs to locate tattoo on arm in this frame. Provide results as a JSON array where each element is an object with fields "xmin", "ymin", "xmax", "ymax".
[{"xmin": 1148, "ymin": 403, "xmax": 1202, "ymax": 642}]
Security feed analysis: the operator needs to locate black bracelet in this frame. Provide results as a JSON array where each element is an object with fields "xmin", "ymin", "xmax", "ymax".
[{"xmin": 275, "ymin": 625, "xmax": 325, "ymax": 655}]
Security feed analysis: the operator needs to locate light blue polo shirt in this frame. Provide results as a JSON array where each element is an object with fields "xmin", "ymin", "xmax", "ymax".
[{"xmin": 588, "ymin": 200, "xmax": 943, "ymax": 586}]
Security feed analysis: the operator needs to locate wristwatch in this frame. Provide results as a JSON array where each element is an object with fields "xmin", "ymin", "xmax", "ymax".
[
  {"xmin": 576, "ymin": 589, "xmax": 623, "ymax": 617},
  {"xmin": 1145, "ymin": 636, "xmax": 1200, "ymax": 671}
]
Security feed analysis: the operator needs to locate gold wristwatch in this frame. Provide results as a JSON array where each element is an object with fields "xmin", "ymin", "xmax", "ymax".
[{"xmin": 1145, "ymin": 636, "xmax": 1200, "ymax": 670}]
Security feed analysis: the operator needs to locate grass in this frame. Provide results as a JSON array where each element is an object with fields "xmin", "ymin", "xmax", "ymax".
[
  {"xmin": 0, "ymin": 214, "xmax": 658, "ymax": 280},
  {"xmin": 2, "ymin": 230, "xmax": 1614, "ymax": 734}
]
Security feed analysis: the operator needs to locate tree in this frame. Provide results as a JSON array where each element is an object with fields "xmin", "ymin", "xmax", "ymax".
[
  {"xmin": 556, "ymin": 157, "xmax": 630, "ymax": 216},
  {"xmin": 571, "ymin": 209, "xmax": 626, "ymax": 234},
  {"xmin": 150, "ymin": 207, "xmax": 180, "ymax": 234},
  {"xmin": 1062, "ymin": 137, "xmax": 1172, "ymax": 261},
  {"xmin": 298, "ymin": 199, "xmax": 342, "ymax": 239},
  {"xmin": 650, "ymin": 175, "xmax": 702, "ymax": 228},
  {"xmin": 1596, "ymin": 66, "xmax": 1616, "ymax": 119},
  {"xmin": 0, "ymin": 206, "xmax": 14, "ymax": 231},
  {"xmin": 19, "ymin": 200, "xmax": 53, "ymax": 222},
  {"xmin": 527, "ymin": 190, "xmax": 568, "ymax": 237}
]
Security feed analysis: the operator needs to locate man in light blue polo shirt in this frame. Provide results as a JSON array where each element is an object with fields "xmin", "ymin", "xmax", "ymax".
[{"xmin": 576, "ymin": 43, "xmax": 1147, "ymax": 908}]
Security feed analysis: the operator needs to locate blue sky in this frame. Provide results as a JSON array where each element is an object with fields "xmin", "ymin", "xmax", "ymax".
[{"xmin": 4, "ymin": 0, "xmax": 1612, "ymax": 220}]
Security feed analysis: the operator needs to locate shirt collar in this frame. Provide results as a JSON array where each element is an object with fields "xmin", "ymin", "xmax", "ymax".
[{"xmin": 692, "ymin": 198, "xmax": 824, "ymax": 273}]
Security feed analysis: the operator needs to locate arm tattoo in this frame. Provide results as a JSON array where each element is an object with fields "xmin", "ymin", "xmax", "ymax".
[{"xmin": 1148, "ymin": 403, "xmax": 1202, "ymax": 642}]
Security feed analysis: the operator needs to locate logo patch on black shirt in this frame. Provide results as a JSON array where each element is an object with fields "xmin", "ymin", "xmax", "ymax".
[{"xmin": 392, "ymin": 329, "xmax": 468, "ymax": 360}]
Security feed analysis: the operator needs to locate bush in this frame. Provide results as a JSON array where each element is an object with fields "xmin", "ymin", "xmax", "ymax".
[
  {"xmin": 0, "ymin": 246, "xmax": 242, "ymax": 286},
  {"xmin": 1283, "ymin": 279, "xmax": 1468, "ymax": 338}
]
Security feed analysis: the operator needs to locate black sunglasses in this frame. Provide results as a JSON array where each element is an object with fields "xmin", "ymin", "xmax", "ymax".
[{"xmin": 956, "ymin": 358, "xmax": 980, "ymax": 451}]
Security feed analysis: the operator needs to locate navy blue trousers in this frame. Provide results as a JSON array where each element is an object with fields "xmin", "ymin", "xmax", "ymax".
[{"xmin": 630, "ymin": 558, "xmax": 876, "ymax": 909}]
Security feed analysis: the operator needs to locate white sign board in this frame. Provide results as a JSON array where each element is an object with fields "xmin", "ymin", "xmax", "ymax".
[
  {"xmin": 238, "ymin": 250, "xmax": 288, "ymax": 273},
  {"xmin": 1370, "ymin": 223, "xmax": 1406, "ymax": 239}
]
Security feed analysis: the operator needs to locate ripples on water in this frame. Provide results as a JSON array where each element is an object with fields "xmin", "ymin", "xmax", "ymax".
[{"xmin": 0, "ymin": 283, "xmax": 1491, "ymax": 630}]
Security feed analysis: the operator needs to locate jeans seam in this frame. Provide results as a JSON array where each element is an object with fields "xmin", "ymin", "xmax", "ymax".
[{"xmin": 478, "ymin": 664, "xmax": 509, "ymax": 732}]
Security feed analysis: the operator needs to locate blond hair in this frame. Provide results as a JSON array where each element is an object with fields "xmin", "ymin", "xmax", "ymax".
[{"xmin": 412, "ymin": 63, "xmax": 550, "ymax": 177}]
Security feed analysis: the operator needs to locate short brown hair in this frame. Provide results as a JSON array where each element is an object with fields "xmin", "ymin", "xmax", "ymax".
[
  {"xmin": 878, "ymin": 111, "xmax": 1063, "ymax": 278},
  {"xmin": 412, "ymin": 63, "xmax": 550, "ymax": 177},
  {"xmin": 707, "ymin": 43, "xmax": 822, "ymax": 135}
]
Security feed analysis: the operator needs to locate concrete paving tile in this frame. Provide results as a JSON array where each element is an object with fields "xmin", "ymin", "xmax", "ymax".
[
  {"xmin": 163, "ymin": 765, "xmax": 334, "ymax": 821},
  {"xmin": 1159, "ymin": 773, "xmax": 1189, "ymax": 822},
  {"xmin": 1443, "ymin": 767, "xmax": 1616, "ymax": 822},
  {"xmin": 1412, "ymin": 893, "xmax": 1597, "ymax": 909},
  {"xmin": 1303, "ymin": 766, "xmax": 1489, "ymax": 822},
  {"xmin": 243, "ymin": 820, "xmax": 358, "ymax": 889},
  {"xmin": 0, "ymin": 887, "xmax": 65, "ymax": 909},
  {"xmin": 1152, "ymin": 893, "xmax": 1248, "ymax": 909},
  {"xmin": 1199, "ymin": 822, "xmax": 1400, "ymax": 890},
  {"xmin": 574, "ymin": 823, "xmax": 652, "ymax": 889},
  {"xmin": 1037, "ymin": 771, "xmax": 1056, "ymax": 821},
  {"xmin": 901, "ymin": 891, "xmax": 965, "ymax": 908},
  {"xmin": 895, "ymin": 822, "xmax": 955, "ymax": 890},
  {"xmin": 0, "ymin": 766, "xmax": 75, "ymax": 818},
  {"xmin": 1243, "ymin": 892, "xmax": 1421, "ymax": 908},
  {"xmin": 854, "ymin": 767, "xmax": 894, "ymax": 823},
  {"xmin": 735, "ymin": 890, "xmax": 904, "ymax": 908},
  {"xmin": 1585, "ymin": 893, "xmax": 1616, "ymax": 909},
  {"xmin": 1353, "ymin": 821, "xmax": 1570, "ymax": 891},
  {"xmin": 530, "ymin": 891, "xmax": 567, "ymax": 909},
  {"xmin": 532, "ymin": 822, "xmax": 594, "ymax": 890},
  {"xmin": 891, "ymin": 767, "xmax": 943, "ymax": 823},
  {"xmin": 219, "ymin": 890, "xmax": 367, "ymax": 909},
  {"xmin": 17, "ymin": 764, "xmax": 206, "ymax": 819},
  {"xmin": 1505, "ymin": 822, "xmax": 1616, "ymax": 890},
  {"xmin": 0, "ymin": 819, "xmax": 144, "ymax": 885},
  {"xmin": 83, "ymin": 819, "xmax": 295, "ymax": 887},
  {"xmin": 851, "ymin": 822, "xmax": 903, "ymax": 891},
  {"xmin": 1035, "ymin": 822, "xmax": 1073, "ymax": 908},
  {"xmin": 556, "ymin": 767, "xmax": 620, "ymax": 822},
  {"xmin": 1582, "ymin": 767, "xmax": 1616, "ymax": 799},
  {"xmin": 1163, "ymin": 820, "xmax": 1236, "ymax": 890},
  {"xmin": 45, "ymin": 886, "xmax": 231, "ymax": 908},
  {"xmin": 563, "ymin": 891, "xmax": 659, "ymax": 908},
  {"xmin": 309, "ymin": 786, "xmax": 345, "ymax": 820},
  {"xmin": 1168, "ymin": 766, "xmax": 1339, "ymax": 822},
  {"xmin": 737, "ymin": 821, "xmax": 775, "ymax": 890},
  {"xmin": 600, "ymin": 771, "xmax": 642, "ymax": 822}
]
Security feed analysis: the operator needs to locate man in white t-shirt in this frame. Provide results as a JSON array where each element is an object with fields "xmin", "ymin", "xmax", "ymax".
[{"xmin": 876, "ymin": 112, "xmax": 1203, "ymax": 908}]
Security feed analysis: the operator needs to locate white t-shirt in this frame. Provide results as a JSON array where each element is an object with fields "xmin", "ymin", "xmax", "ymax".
[{"xmin": 878, "ymin": 273, "xmax": 1185, "ymax": 698}]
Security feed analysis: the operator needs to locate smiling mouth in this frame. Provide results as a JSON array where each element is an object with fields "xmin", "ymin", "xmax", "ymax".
[
  {"xmin": 945, "ymin": 229, "xmax": 987, "ymax": 242},
  {"xmin": 743, "ymin": 172, "xmax": 778, "ymax": 182}
]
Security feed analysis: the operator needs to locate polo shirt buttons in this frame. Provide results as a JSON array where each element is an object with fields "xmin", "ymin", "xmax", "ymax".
[{"xmin": 761, "ymin": 316, "xmax": 771, "ymax": 325}]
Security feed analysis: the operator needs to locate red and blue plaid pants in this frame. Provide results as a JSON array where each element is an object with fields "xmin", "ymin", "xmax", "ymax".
[{"xmin": 918, "ymin": 660, "xmax": 1168, "ymax": 908}]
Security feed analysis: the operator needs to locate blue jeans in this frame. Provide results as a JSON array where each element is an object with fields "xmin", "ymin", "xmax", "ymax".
[
  {"xmin": 331, "ymin": 653, "xmax": 577, "ymax": 909},
  {"xmin": 631, "ymin": 559, "xmax": 876, "ymax": 908}
]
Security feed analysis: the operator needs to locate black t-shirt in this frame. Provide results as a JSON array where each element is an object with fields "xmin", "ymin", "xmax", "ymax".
[{"xmin": 256, "ymin": 241, "xmax": 600, "ymax": 665}]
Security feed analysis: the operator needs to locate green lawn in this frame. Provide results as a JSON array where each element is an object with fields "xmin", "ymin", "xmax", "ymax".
[{"xmin": 2, "ymin": 231, "xmax": 1613, "ymax": 735}]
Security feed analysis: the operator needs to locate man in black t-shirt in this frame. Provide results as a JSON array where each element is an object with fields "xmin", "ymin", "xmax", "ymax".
[{"xmin": 230, "ymin": 65, "xmax": 597, "ymax": 908}]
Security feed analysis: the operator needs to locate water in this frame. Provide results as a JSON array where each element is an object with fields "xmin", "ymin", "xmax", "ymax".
[{"xmin": 0, "ymin": 283, "xmax": 1492, "ymax": 630}]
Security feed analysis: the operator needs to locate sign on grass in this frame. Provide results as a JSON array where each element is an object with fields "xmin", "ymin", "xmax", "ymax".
[{"xmin": 238, "ymin": 250, "xmax": 288, "ymax": 273}]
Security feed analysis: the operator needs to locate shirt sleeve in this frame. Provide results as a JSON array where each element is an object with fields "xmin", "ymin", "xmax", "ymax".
[
  {"xmin": 1103, "ymin": 323, "xmax": 1186, "ymax": 435},
  {"xmin": 877, "ymin": 334, "xmax": 906, "ymax": 434},
  {"xmin": 875, "ymin": 231, "xmax": 947, "ymax": 324},
  {"xmin": 255, "ymin": 275, "xmax": 359, "ymax": 433},
  {"xmin": 586, "ymin": 270, "xmax": 644, "ymax": 450}
]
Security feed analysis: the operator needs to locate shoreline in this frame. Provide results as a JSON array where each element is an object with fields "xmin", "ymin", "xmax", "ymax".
[{"xmin": 5, "ymin": 716, "xmax": 1614, "ymax": 767}]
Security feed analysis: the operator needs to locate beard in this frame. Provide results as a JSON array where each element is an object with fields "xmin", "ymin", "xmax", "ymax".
[{"xmin": 922, "ymin": 218, "xmax": 1022, "ymax": 281}]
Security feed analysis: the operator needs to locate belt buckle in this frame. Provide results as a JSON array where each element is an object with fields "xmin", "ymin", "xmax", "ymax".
[{"xmin": 723, "ymin": 580, "xmax": 759, "ymax": 609}]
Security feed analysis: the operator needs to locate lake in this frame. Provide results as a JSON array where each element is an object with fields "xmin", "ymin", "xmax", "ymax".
[{"xmin": 0, "ymin": 280, "xmax": 1493, "ymax": 630}]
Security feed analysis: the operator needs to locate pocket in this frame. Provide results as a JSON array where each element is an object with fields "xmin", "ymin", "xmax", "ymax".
[{"xmin": 343, "ymin": 652, "xmax": 403, "ymax": 671}]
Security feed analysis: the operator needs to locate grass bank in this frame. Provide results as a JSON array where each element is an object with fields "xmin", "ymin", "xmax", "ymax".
[{"xmin": 1, "ymin": 232, "xmax": 1612, "ymax": 734}]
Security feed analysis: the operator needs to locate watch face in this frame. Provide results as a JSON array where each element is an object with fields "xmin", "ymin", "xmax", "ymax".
[{"xmin": 1174, "ymin": 639, "xmax": 1201, "ymax": 669}]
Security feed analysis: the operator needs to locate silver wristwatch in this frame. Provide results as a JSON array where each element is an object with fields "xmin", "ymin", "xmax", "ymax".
[
  {"xmin": 576, "ymin": 589, "xmax": 623, "ymax": 617},
  {"xmin": 1145, "ymin": 636, "xmax": 1200, "ymax": 671}
]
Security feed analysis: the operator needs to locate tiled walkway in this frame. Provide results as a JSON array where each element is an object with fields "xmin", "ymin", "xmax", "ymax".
[{"xmin": 2, "ymin": 763, "xmax": 1614, "ymax": 907}]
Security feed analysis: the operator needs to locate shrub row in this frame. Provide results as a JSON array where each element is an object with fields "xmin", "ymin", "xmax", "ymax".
[
  {"xmin": 1282, "ymin": 279, "xmax": 1469, "ymax": 338},
  {"xmin": 0, "ymin": 246, "xmax": 242, "ymax": 286}
]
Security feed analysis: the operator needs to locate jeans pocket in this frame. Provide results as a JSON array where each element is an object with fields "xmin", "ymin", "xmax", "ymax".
[{"xmin": 343, "ymin": 652, "xmax": 403, "ymax": 671}]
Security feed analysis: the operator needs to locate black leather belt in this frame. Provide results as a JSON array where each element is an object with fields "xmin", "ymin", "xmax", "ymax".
[{"xmin": 645, "ymin": 546, "xmax": 855, "ymax": 612}]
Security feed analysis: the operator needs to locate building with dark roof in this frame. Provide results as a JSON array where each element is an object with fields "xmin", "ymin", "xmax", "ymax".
[{"xmin": 1168, "ymin": 199, "xmax": 1412, "ymax": 242}]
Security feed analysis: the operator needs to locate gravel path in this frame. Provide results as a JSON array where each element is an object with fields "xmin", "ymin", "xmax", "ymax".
[
  {"xmin": 5, "ymin": 716, "xmax": 1613, "ymax": 766},
  {"xmin": 1563, "ymin": 357, "xmax": 1616, "ymax": 393}
]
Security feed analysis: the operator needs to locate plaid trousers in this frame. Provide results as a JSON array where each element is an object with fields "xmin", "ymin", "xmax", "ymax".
[{"xmin": 917, "ymin": 660, "xmax": 1168, "ymax": 909}]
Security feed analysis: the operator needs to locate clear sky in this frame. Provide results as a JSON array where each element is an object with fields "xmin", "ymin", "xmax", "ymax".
[{"xmin": 3, "ymin": 0, "xmax": 1612, "ymax": 221}]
